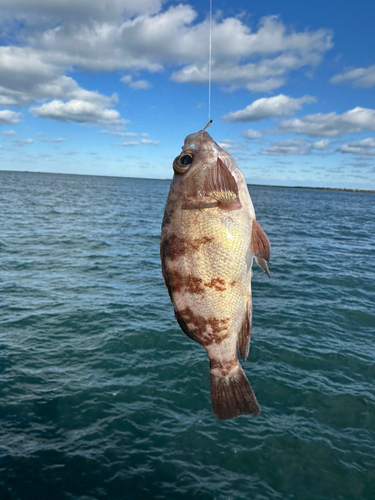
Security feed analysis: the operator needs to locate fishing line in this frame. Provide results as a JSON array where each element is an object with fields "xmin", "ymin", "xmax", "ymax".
[{"xmin": 208, "ymin": 0, "xmax": 212, "ymax": 122}]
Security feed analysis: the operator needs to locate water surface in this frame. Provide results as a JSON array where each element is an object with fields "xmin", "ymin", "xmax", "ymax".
[{"xmin": 1, "ymin": 171, "xmax": 375, "ymax": 500}]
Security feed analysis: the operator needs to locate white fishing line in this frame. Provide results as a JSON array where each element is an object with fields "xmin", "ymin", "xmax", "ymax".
[{"xmin": 208, "ymin": 0, "xmax": 212, "ymax": 121}]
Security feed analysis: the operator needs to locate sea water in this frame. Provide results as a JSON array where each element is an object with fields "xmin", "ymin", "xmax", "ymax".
[{"xmin": 1, "ymin": 170, "xmax": 375, "ymax": 500}]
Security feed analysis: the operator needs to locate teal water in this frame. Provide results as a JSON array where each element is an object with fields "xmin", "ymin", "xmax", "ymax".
[{"xmin": 1, "ymin": 170, "xmax": 375, "ymax": 500}]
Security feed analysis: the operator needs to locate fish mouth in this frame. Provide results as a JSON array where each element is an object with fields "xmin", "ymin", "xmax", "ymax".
[{"xmin": 182, "ymin": 130, "xmax": 221, "ymax": 155}]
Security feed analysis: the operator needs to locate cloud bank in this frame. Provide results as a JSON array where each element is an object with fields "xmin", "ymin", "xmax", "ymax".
[
  {"xmin": 30, "ymin": 98, "xmax": 125, "ymax": 126},
  {"xmin": 330, "ymin": 66, "xmax": 375, "ymax": 88},
  {"xmin": 223, "ymin": 94, "xmax": 315, "ymax": 123},
  {"xmin": 277, "ymin": 107, "xmax": 375, "ymax": 137},
  {"xmin": 0, "ymin": 2, "xmax": 333, "ymax": 127},
  {"xmin": 339, "ymin": 138, "xmax": 375, "ymax": 156}
]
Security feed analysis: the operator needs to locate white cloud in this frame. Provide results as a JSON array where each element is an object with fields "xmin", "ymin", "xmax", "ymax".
[
  {"xmin": 243, "ymin": 129, "xmax": 262, "ymax": 139},
  {"xmin": 121, "ymin": 141, "xmax": 140, "ymax": 147},
  {"xmin": 41, "ymin": 137, "xmax": 65, "ymax": 143},
  {"xmin": 0, "ymin": 110, "xmax": 21, "ymax": 125},
  {"xmin": 0, "ymin": 0, "xmax": 164, "ymax": 23},
  {"xmin": 141, "ymin": 139, "xmax": 159, "ymax": 145},
  {"xmin": 1, "ymin": 7, "xmax": 331, "ymax": 93},
  {"xmin": 218, "ymin": 140, "xmax": 237, "ymax": 149},
  {"xmin": 0, "ymin": 46, "xmax": 124, "ymax": 128},
  {"xmin": 330, "ymin": 65, "xmax": 375, "ymax": 88},
  {"xmin": 129, "ymin": 80, "xmax": 152, "ymax": 90},
  {"xmin": 0, "ymin": 46, "xmax": 64, "ymax": 106},
  {"xmin": 277, "ymin": 107, "xmax": 375, "ymax": 137},
  {"xmin": 259, "ymin": 138, "xmax": 313, "ymax": 156},
  {"xmin": 313, "ymin": 139, "xmax": 330, "ymax": 150},
  {"xmin": 100, "ymin": 130, "xmax": 139, "ymax": 137},
  {"xmin": 30, "ymin": 99, "xmax": 126, "ymax": 126},
  {"xmin": 14, "ymin": 138, "xmax": 34, "ymax": 146},
  {"xmin": 0, "ymin": 4, "xmax": 332, "ymax": 127},
  {"xmin": 339, "ymin": 138, "xmax": 375, "ymax": 156},
  {"xmin": 121, "ymin": 138, "xmax": 159, "ymax": 146},
  {"xmin": 100, "ymin": 130, "xmax": 153, "ymax": 141},
  {"xmin": 38, "ymin": 154, "xmax": 52, "ymax": 161},
  {"xmin": 223, "ymin": 94, "xmax": 316, "ymax": 123},
  {"xmin": 121, "ymin": 75, "xmax": 152, "ymax": 90},
  {"xmin": 2, "ymin": 129, "xmax": 17, "ymax": 136},
  {"xmin": 171, "ymin": 16, "xmax": 332, "ymax": 91},
  {"xmin": 33, "ymin": 4, "xmax": 194, "ymax": 72},
  {"xmin": 216, "ymin": 140, "xmax": 252, "ymax": 152}
]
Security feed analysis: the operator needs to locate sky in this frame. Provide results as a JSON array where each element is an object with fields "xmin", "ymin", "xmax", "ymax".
[{"xmin": 0, "ymin": 0, "xmax": 374, "ymax": 189}]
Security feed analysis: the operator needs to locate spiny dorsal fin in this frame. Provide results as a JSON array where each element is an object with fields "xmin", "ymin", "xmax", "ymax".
[
  {"xmin": 250, "ymin": 219, "xmax": 270, "ymax": 276},
  {"xmin": 203, "ymin": 158, "xmax": 242, "ymax": 210}
]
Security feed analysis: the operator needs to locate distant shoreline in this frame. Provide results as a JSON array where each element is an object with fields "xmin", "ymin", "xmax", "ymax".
[
  {"xmin": 1, "ymin": 169, "xmax": 374, "ymax": 193},
  {"xmin": 247, "ymin": 184, "xmax": 375, "ymax": 194}
]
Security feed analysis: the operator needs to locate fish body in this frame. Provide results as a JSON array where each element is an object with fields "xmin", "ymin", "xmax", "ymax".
[{"xmin": 160, "ymin": 128, "xmax": 270, "ymax": 419}]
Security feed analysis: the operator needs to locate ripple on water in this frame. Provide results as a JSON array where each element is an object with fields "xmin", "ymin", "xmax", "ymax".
[{"xmin": 1, "ymin": 173, "xmax": 375, "ymax": 500}]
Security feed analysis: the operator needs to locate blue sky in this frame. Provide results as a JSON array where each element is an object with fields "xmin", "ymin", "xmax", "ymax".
[{"xmin": 0, "ymin": 0, "xmax": 374, "ymax": 189}]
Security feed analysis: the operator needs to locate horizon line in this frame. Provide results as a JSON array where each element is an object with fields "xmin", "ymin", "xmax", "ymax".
[{"xmin": 1, "ymin": 169, "xmax": 374, "ymax": 193}]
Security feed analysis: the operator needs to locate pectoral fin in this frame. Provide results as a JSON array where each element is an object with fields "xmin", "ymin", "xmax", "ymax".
[
  {"xmin": 255, "ymin": 257, "xmax": 270, "ymax": 277},
  {"xmin": 203, "ymin": 158, "xmax": 242, "ymax": 210},
  {"xmin": 250, "ymin": 219, "xmax": 270, "ymax": 277}
]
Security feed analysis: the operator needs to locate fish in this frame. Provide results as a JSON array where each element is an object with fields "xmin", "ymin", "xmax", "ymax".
[{"xmin": 160, "ymin": 123, "xmax": 270, "ymax": 419}]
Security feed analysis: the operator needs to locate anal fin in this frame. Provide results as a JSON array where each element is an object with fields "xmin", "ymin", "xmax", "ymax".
[
  {"xmin": 237, "ymin": 298, "xmax": 252, "ymax": 361},
  {"xmin": 204, "ymin": 158, "xmax": 242, "ymax": 210}
]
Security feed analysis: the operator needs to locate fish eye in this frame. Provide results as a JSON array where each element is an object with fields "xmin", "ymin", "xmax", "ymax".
[
  {"xmin": 173, "ymin": 152, "xmax": 193, "ymax": 174},
  {"xmin": 179, "ymin": 154, "xmax": 193, "ymax": 166}
]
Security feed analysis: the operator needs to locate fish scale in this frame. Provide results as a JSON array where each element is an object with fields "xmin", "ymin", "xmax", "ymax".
[
  {"xmin": 171, "ymin": 210, "xmax": 247, "ymax": 329},
  {"xmin": 161, "ymin": 127, "xmax": 270, "ymax": 419}
]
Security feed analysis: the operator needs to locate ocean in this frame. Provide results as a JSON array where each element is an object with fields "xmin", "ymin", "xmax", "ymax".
[{"xmin": 1, "ymin": 170, "xmax": 375, "ymax": 500}]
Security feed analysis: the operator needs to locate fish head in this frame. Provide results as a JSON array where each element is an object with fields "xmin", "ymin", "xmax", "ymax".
[{"xmin": 171, "ymin": 128, "xmax": 237, "ymax": 199}]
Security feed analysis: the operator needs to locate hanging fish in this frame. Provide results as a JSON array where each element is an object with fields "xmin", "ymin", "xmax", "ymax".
[{"xmin": 160, "ymin": 124, "xmax": 270, "ymax": 419}]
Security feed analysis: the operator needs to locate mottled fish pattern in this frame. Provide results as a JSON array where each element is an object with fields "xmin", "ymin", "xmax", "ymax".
[{"xmin": 160, "ymin": 127, "xmax": 270, "ymax": 419}]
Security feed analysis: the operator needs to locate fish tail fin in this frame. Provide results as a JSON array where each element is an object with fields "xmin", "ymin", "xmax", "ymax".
[{"xmin": 210, "ymin": 362, "xmax": 261, "ymax": 419}]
